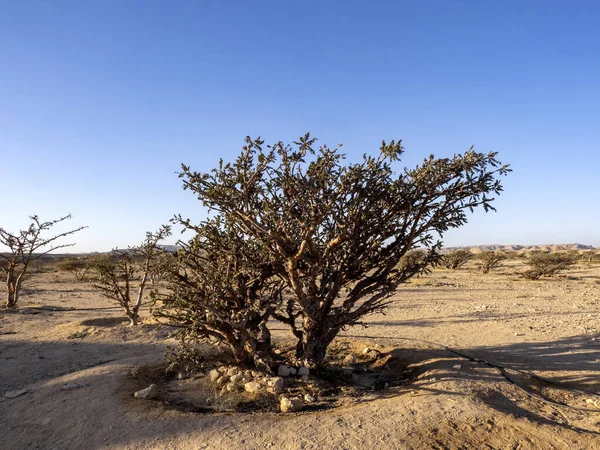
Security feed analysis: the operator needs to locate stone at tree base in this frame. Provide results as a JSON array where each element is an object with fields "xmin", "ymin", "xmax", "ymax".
[
  {"xmin": 343, "ymin": 354, "xmax": 356, "ymax": 365},
  {"xmin": 304, "ymin": 393, "xmax": 316, "ymax": 403},
  {"xmin": 297, "ymin": 366, "xmax": 310, "ymax": 376},
  {"xmin": 134, "ymin": 384, "xmax": 158, "ymax": 400},
  {"xmin": 280, "ymin": 397, "xmax": 303, "ymax": 413},
  {"xmin": 215, "ymin": 375, "xmax": 230, "ymax": 387},
  {"xmin": 267, "ymin": 377, "xmax": 284, "ymax": 392},
  {"xmin": 4, "ymin": 389, "xmax": 28, "ymax": 399},
  {"xmin": 244, "ymin": 381, "xmax": 262, "ymax": 393},
  {"xmin": 209, "ymin": 369, "xmax": 221, "ymax": 382},
  {"xmin": 277, "ymin": 365, "xmax": 291, "ymax": 377},
  {"xmin": 229, "ymin": 373, "xmax": 244, "ymax": 385},
  {"xmin": 289, "ymin": 367, "xmax": 297, "ymax": 375}
]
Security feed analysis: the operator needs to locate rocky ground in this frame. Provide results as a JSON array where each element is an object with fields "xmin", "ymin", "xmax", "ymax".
[{"xmin": 1, "ymin": 259, "xmax": 599, "ymax": 449}]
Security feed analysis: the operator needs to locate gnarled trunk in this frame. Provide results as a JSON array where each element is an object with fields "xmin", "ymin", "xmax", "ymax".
[
  {"xmin": 5, "ymin": 271, "xmax": 21, "ymax": 308},
  {"xmin": 296, "ymin": 317, "xmax": 338, "ymax": 368}
]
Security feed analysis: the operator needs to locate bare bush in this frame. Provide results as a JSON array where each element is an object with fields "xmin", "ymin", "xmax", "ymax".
[
  {"xmin": 0, "ymin": 215, "xmax": 86, "ymax": 308},
  {"xmin": 93, "ymin": 226, "xmax": 171, "ymax": 325},
  {"xmin": 442, "ymin": 249, "xmax": 473, "ymax": 269},
  {"xmin": 170, "ymin": 134, "xmax": 509, "ymax": 368}
]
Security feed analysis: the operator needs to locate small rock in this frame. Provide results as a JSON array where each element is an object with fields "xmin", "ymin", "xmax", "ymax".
[
  {"xmin": 209, "ymin": 369, "xmax": 221, "ymax": 382},
  {"xmin": 280, "ymin": 397, "xmax": 303, "ymax": 413},
  {"xmin": 274, "ymin": 349, "xmax": 282, "ymax": 355},
  {"xmin": 384, "ymin": 382, "xmax": 390, "ymax": 390},
  {"xmin": 267, "ymin": 377, "xmax": 285, "ymax": 392},
  {"xmin": 230, "ymin": 374, "xmax": 244, "ymax": 385},
  {"xmin": 304, "ymin": 393, "xmax": 316, "ymax": 403},
  {"xmin": 289, "ymin": 367, "xmax": 297, "ymax": 376},
  {"xmin": 4, "ymin": 389, "xmax": 28, "ymax": 399},
  {"xmin": 363, "ymin": 347, "xmax": 371, "ymax": 355},
  {"xmin": 226, "ymin": 367, "xmax": 239, "ymax": 377},
  {"xmin": 452, "ymin": 364, "xmax": 461, "ymax": 370},
  {"xmin": 297, "ymin": 366, "xmax": 310, "ymax": 376},
  {"xmin": 62, "ymin": 382, "xmax": 89, "ymax": 391},
  {"xmin": 343, "ymin": 355, "xmax": 356, "ymax": 365},
  {"xmin": 134, "ymin": 384, "xmax": 158, "ymax": 400},
  {"xmin": 244, "ymin": 381, "xmax": 262, "ymax": 394},
  {"xmin": 301, "ymin": 375, "xmax": 309, "ymax": 382},
  {"xmin": 277, "ymin": 365, "xmax": 291, "ymax": 377},
  {"xmin": 215, "ymin": 375, "xmax": 230, "ymax": 387}
]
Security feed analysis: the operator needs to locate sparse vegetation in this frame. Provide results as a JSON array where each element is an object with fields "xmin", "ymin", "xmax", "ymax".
[
  {"xmin": 521, "ymin": 252, "xmax": 577, "ymax": 280},
  {"xmin": 442, "ymin": 249, "xmax": 473, "ymax": 269},
  {"xmin": 0, "ymin": 215, "xmax": 86, "ymax": 308},
  {"xmin": 56, "ymin": 257, "xmax": 93, "ymax": 281},
  {"xmin": 165, "ymin": 134, "xmax": 510, "ymax": 368},
  {"xmin": 92, "ymin": 226, "xmax": 171, "ymax": 325},
  {"xmin": 478, "ymin": 251, "xmax": 505, "ymax": 274}
]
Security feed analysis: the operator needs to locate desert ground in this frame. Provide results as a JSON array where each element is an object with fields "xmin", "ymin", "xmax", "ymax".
[{"xmin": 1, "ymin": 257, "xmax": 599, "ymax": 449}]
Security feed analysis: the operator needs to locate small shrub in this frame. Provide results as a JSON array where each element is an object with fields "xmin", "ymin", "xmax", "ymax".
[
  {"xmin": 521, "ymin": 252, "xmax": 576, "ymax": 280},
  {"xmin": 442, "ymin": 249, "xmax": 473, "ymax": 269},
  {"xmin": 92, "ymin": 227, "xmax": 171, "ymax": 325},
  {"xmin": 57, "ymin": 257, "xmax": 92, "ymax": 281}
]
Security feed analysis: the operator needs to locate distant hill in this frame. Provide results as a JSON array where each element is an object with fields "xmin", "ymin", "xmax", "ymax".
[{"xmin": 444, "ymin": 243, "xmax": 595, "ymax": 254}]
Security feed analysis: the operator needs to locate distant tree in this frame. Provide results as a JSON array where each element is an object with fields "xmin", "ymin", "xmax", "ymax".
[
  {"xmin": 521, "ymin": 252, "xmax": 576, "ymax": 280},
  {"xmin": 478, "ymin": 251, "xmax": 505, "ymax": 274},
  {"xmin": 173, "ymin": 134, "xmax": 510, "ymax": 367},
  {"xmin": 93, "ymin": 226, "xmax": 171, "ymax": 325},
  {"xmin": 442, "ymin": 249, "xmax": 473, "ymax": 269},
  {"xmin": 57, "ymin": 257, "xmax": 92, "ymax": 281},
  {"xmin": 0, "ymin": 215, "xmax": 86, "ymax": 308}
]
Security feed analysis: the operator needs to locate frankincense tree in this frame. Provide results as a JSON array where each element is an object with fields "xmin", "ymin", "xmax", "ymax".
[
  {"xmin": 93, "ymin": 226, "xmax": 171, "ymax": 325},
  {"xmin": 0, "ymin": 214, "xmax": 86, "ymax": 308},
  {"xmin": 167, "ymin": 134, "xmax": 510, "ymax": 368}
]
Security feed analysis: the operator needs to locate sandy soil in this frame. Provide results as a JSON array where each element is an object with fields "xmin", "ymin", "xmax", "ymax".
[{"xmin": 1, "ymin": 260, "xmax": 599, "ymax": 449}]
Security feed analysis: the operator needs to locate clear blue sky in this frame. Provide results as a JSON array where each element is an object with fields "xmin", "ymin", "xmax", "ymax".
[{"xmin": 1, "ymin": 1, "xmax": 599, "ymax": 252}]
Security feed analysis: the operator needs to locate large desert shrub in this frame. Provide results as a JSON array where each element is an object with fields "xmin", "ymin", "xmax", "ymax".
[
  {"xmin": 442, "ymin": 249, "xmax": 473, "ymax": 269},
  {"xmin": 0, "ymin": 215, "xmax": 86, "ymax": 308},
  {"xmin": 167, "ymin": 134, "xmax": 509, "ymax": 368},
  {"xmin": 521, "ymin": 252, "xmax": 576, "ymax": 280}
]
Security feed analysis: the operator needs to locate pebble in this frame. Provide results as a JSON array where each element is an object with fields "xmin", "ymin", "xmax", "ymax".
[
  {"xmin": 209, "ymin": 369, "xmax": 221, "ymax": 382},
  {"xmin": 277, "ymin": 365, "xmax": 291, "ymax": 377},
  {"xmin": 4, "ymin": 389, "xmax": 28, "ymax": 399},
  {"xmin": 297, "ymin": 367, "xmax": 310, "ymax": 376},
  {"xmin": 280, "ymin": 397, "xmax": 303, "ymax": 413},
  {"xmin": 134, "ymin": 384, "xmax": 158, "ymax": 400},
  {"xmin": 244, "ymin": 381, "xmax": 262, "ymax": 394}
]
